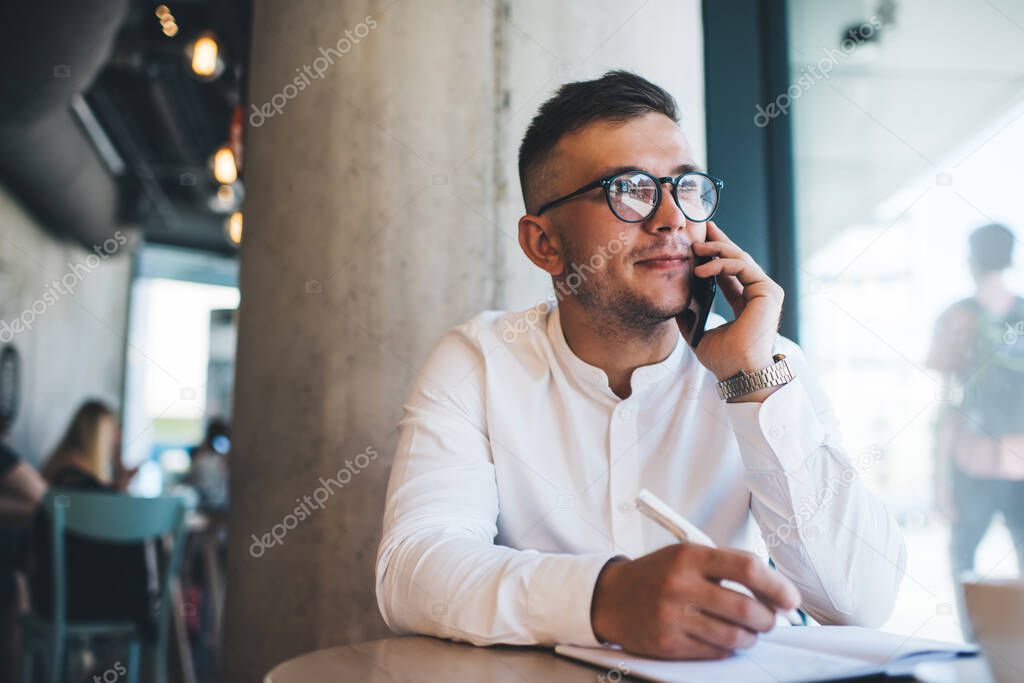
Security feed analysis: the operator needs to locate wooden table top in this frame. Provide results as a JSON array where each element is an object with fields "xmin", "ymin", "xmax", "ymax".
[{"xmin": 263, "ymin": 635, "xmax": 993, "ymax": 682}]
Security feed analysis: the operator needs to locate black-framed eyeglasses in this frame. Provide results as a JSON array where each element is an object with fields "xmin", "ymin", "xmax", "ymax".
[{"xmin": 536, "ymin": 169, "xmax": 725, "ymax": 223}]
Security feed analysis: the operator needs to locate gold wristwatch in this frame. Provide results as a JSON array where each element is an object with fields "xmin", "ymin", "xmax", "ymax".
[{"xmin": 716, "ymin": 353, "xmax": 793, "ymax": 400}]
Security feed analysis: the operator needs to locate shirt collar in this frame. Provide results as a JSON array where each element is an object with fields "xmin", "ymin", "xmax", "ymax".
[{"xmin": 546, "ymin": 304, "xmax": 691, "ymax": 399}]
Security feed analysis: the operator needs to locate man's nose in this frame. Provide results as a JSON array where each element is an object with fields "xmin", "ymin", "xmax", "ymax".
[{"xmin": 644, "ymin": 180, "xmax": 688, "ymax": 235}]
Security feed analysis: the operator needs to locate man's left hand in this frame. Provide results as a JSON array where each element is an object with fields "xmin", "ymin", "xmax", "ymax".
[{"xmin": 678, "ymin": 221, "xmax": 784, "ymax": 397}]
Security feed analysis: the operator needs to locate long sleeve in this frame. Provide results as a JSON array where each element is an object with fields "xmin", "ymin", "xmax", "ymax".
[
  {"xmin": 724, "ymin": 336, "xmax": 907, "ymax": 627},
  {"xmin": 374, "ymin": 329, "xmax": 620, "ymax": 647}
]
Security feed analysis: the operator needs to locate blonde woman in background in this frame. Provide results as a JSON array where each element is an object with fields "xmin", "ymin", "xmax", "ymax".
[{"xmin": 41, "ymin": 399, "xmax": 124, "ymax": 488}]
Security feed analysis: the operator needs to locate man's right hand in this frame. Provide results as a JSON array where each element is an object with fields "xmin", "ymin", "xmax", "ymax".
[{"xmin": 590, "ymin": 544, "xmax": 802, "ymax": 659}]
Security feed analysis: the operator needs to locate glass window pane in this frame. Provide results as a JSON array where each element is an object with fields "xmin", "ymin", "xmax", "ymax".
[{"xmin": 787, "ymin": 0, "xmax": 1024, "ymax": 641}]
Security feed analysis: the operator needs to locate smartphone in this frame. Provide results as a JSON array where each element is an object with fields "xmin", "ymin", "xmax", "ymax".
[{"xmin": 684, "ymin": 236, "xmax": 717, "ymax": 348}]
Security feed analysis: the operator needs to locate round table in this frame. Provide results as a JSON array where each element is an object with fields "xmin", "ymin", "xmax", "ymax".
[{"xmin": 263, "ymin": 636, "xmax": 993, "ymax": 682}]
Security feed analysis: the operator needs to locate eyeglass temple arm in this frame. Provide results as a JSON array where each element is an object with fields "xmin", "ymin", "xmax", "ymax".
[{"xmin": 536, "ymin": 179, "xmax": 606, "ymax": 216}]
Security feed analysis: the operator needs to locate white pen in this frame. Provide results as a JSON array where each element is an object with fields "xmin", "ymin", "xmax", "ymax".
[{"xmin": 635, "ymin": 488, "xmax": 803, "ymax": 627}]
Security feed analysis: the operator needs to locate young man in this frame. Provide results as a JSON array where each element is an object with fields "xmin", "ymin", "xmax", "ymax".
[{"xmin": 375, "ymin": 71, "xmax": 905, "ymax": 659}]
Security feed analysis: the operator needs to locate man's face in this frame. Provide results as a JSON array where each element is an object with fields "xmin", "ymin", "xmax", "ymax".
[{"xmin": 541, "ymin": 112, "xmax": 707, "ymax": 329}]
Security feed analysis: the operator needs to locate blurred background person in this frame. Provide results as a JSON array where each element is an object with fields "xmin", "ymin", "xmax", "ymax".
[
  {"xmin": 29, "ymin": 400, "xmax": 157, "ymax": 644},
  {"xmin": 926, "ymin": 223, "xmax": 1024, "ymax": 638},
  {"xmin": 0, "ymin": 346, "xmax": 46, "ymax": 683},
  {"xmin": 182, "ymin": 418, "xmax": 231, "ymax": 677},
  {"xmin": 187, "ymin": 418, "xmax": 230, "ymax": 512}
]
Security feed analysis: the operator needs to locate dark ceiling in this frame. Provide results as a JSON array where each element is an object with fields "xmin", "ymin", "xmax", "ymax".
[{"xmin": 0, "ymin": 0, "xmax": 252, "ymax": 254}]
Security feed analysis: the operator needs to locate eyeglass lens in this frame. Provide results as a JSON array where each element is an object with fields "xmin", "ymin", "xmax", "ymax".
[{"xmin": 606, "ymin": 172, "xmax": 718, "ymax": 223}]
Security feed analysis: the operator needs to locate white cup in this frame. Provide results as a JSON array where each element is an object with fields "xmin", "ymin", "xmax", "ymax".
[{"xmin": 961, "ymin": 577, "xmax": 1024, "ymax": 683}]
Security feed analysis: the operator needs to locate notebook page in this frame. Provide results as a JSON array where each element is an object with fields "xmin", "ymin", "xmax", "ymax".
[
  {"xmin": 762, "ymin": 626, "xmax": 976, "ymax": 665},
  {"xmin": 555, "ymin": 641, "xmax": 876, "ymax": 683}
]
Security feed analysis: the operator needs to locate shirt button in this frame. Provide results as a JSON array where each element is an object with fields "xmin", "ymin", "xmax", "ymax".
[
  {"xmin": 769, "ymin": 424, "xmax": 787, "ymax": 439},
  {"xmin": 617, "ymin": 502, "xmax": 632, "ymax": 513},
  {"xmin": 620, "ymin": 407, "xmax": 633, "ymax": 420}
]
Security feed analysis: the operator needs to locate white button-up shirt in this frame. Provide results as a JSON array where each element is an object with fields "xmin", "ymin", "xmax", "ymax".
[{"xmin": 375, "ymin": 304, "xmax": 906, "ymax": 647}]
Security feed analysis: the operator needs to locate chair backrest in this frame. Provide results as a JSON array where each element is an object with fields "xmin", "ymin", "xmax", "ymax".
[
  {"xmin": 48, "ymin": 489, "xmax": 185, "ymax": 542},
  {"xmin": 40, "ymin": 489, "xmax": 188, "ymax": 646}
]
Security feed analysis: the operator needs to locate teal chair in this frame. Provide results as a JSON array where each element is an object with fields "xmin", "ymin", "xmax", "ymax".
[{"xmin": 19, "ymin": 490, "xmax": 188, "ymax": 683}]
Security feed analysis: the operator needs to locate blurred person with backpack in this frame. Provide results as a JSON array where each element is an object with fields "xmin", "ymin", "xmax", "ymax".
[{"xmin": 926, "ymin": 223, "xmax": 1024, "ymax": 638}]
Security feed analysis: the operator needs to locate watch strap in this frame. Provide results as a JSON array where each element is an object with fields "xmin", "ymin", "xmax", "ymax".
[{"xmin": 716, "ymin": 353, "xmax": 793, "ymax": 400}]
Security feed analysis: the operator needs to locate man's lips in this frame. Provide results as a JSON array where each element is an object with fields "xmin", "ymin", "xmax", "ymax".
[{"xmin": 634, "ymin": 254, "xmax": 690, "ymax": 269}]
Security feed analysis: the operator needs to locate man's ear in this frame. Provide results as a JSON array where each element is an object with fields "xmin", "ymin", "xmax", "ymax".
[{"xmin": 518, "ymin": 214, "xmax": 566, "ymax": 276}]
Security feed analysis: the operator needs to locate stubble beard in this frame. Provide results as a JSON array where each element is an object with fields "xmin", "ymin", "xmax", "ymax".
[{"xmin": 558, "ymin": 238, "xmax": 690, "ymax": 345}]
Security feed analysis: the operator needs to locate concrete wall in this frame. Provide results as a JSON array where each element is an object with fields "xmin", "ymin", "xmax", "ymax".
[
  {"xmin": 229, "ymin": 1, "xmax": 705, "ymax": 678},
  {"xmin": 0, "ymin": 181, "xmax": 132, "ymax": 466}
]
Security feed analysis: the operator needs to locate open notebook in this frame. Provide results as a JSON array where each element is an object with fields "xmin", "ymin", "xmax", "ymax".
[{"xmin": 555, "ymin": 626, "xmax": 977, "ymax": 683}]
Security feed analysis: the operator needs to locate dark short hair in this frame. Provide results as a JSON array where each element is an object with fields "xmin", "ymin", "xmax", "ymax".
[
  {"xmin": 969, "ymin": 223, "xmax": 1015, "ymax": 273},
  {"xmin": 517, "ymin": 70, "xmax": 680, "ymax": 214}
]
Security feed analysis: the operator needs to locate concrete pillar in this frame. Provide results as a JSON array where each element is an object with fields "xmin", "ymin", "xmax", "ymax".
[{"xmin": 227, "ymin": 1, "xmax": 704, "ymax": 679}]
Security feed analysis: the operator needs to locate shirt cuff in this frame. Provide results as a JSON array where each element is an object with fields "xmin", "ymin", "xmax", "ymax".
[
  {"xmin": 723, "ymin": 375, "xmax": 827, "ymax": 471},
  {"xmin": 526, "ymin": 552, "xmax": 623, "ymax": 646}
]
